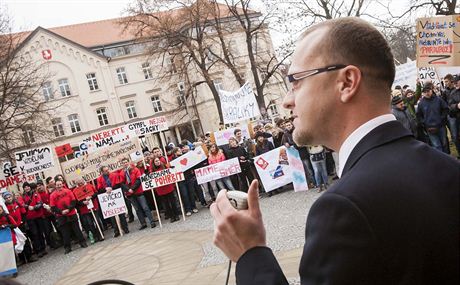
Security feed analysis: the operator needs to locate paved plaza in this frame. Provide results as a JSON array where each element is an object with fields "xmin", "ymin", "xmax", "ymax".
[{"xmin": 15, "ymin": 188, "xmax": 322, "ymax": 285}]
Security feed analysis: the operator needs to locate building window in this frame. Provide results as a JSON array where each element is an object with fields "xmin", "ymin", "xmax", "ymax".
[
  {"xmin": 51, "ymin": 118, "xmax": 65, "ymax": 137},
  {"xmin": 269, "ymin": 104, "xmax": 279, "ymax": 116},
  {"xmin": 125, "ymin": 101, "xmax": 137, "ymax": 119},
  {"xmin": 116, "ymin": 67, "xmax": 128, "ymax": 84},
  {"xmin": 96, "ymin": 107, "xmax": 109, "ymax": 126},
  {"xmin": 42, "ymin": 82, "xmax": 53, "ymax": 101},
  {"xmin": 22, "ymin": 126, "xmax": 35, "ymax": 145},
  {"xmin": 68, "ymin": 114, "xmax": 81, "ymax": 133},
  {"xmin": 86, "ymin": 73, "xmax": 99, "ymax": 91},
  {"xmin": 58, "ymin": 78, "xmax": 71, "ymax": 97},
  {"xmin": 142, "ymin": 62, "xmax": 153, "ymax": 79},
  {"xmin": 150, "ymin": 95, "xmax": 163, "ymax": 113}
]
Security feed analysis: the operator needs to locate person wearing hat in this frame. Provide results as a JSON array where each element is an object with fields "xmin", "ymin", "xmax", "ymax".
[
  {"xmin": 416, "ymin": 82, "xmax": 449, "ymax": 153},
  {"xmin": 391, "ymin": 96, "xmax": 417, "ymax": 135},
  {"xmin": 446, "ymin": 74, "xmax": 460, "ymax": 157}
]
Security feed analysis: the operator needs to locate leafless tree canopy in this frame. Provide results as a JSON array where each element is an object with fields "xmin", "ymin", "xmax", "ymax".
[{"xmin": 0, "ymin": 9, "xmax": 57, "ymax": 162}]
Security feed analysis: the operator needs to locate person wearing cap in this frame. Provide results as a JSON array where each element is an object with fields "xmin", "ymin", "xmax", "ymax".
[
  {"xmin": 22, "ymin": 182, "xmax": 47, "ymax": 257},
  {"xmin": 391, "ymin": 96, "xmax": 417, "ymax": 135},
  {"xmin": 446, "ymin": 74, "xmax": 460, "ymax": 157},
  {"xmin": 416, "ymin": 82, "xmax": 449, "ymax": 153}
]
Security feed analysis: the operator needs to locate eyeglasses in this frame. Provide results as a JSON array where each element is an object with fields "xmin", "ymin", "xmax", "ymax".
[{"xmin": 287, "ymin": 64, "xmax": 347, "ymax": 83}]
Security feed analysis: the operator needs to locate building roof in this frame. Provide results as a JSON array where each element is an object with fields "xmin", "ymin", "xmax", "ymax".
[{"xmin": 14, "ymin": 2, "xmax": 258, "ymax": 49}]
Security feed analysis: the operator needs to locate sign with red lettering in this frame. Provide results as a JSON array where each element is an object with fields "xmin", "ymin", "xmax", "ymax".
[
  {"xmin": 97, "ymin": 188, "xmax": 127, "ymax": 219},
  {"xmin": 195, "ymin": 158, "xmax": 241, "ymax": 185},
  {"xmin": 73, "ymin": 185, "xmax": 95, "ymax": 201},
  {"xmin": 80, "ymin": 126, "xmax": 134, "ymax": 153},
  {"xmin": 126, "ymin": 115, "xmax": 168, "ymax": 136},
  {"xmin": 416, "ymin": 15, "xmax": 460, "ymax": 67},
  {"xmin": 141, "ymin": 168, "xmax": 184, "ymax": 190},
  {"xmin": 42, "ymin": 49, "xmax": 52, "ymax": 60}
]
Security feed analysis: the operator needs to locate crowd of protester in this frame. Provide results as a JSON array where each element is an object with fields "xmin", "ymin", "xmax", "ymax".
[
  {"xmin": 391, "ymin": 74, "xmax": 460, "ymax": 157},
  {"xmin": 3, "ymin": 73, "xmax": 458, "ymax": 276}
]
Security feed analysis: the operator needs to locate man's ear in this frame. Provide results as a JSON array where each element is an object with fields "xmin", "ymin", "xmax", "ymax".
[{"xmin": 338, "ymin": 65, "xmax": 362, "ymax": 103}]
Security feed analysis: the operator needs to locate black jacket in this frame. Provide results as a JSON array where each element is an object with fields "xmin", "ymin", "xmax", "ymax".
[
  {"xmin": 447, "ymin": 88, "xmax": 460, "ymax": 118},
  {"xmin": 236, "ymin": 121, "xmax": 459, "ymax": 285}
]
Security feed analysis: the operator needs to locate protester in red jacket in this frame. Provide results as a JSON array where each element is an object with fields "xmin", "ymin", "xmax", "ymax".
[
  {"xmin": 0, "ymin": 205, "xmax": 20, "ymax": 244},
  {"xmin": 119, "ymin": 157, "xmax": 156, "ymax": 230},
  {"xmin": 151, "ymin": 157, "xmax": 180, "ymax": 223},
  {"xmin": 2, "ymin": 191, "xmax": 38, "ymax": 264},
  {"xmin": 73, "ymin": 178, "xmax": 103, "ymax": 242},
  {"xmin": 50, "ymin": 180, "xmax": 87, "ymax": 254},
  {"xmin": 96, "ymin": 166, "xmax": 129, "ymax": 237},
  {"xmin": 22, "ymin": 182, "xmax": 47, "ymax": 257}
]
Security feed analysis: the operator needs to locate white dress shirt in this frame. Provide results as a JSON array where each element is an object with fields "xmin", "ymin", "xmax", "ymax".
[{"xmin": 338, "ymin": 114, "xmax": 396, "ymax": 178}]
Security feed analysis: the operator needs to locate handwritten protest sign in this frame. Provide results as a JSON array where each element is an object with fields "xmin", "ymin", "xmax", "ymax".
[
  {"xmin": 254, "ymin": 147, "xmax": 292, "ymax": 192},
  {"xmin": 80, "ymin": 125, "xmax": 134, "ymax": 153},
  {"xmin": 286, "ymin": 147, "xmax": 308, "ymax": 192},
  {"xmin": 219, "ymin": 82, "xmax": 261, "ymax": 124},
  {"xmin": 195, "ymin": 158, "xmax": 241, "ymax": 184},
  {"xmin": 14, "ymin": 146, "xmax": 54, "ymax": 176},
  {"xmin": 213, "ymin": 125, "xmax": 251, "ymax": 146},
  {"xmin": 418, "ymin": 67, "xmax": 441, "ymax": 87},
  {"xmin": 169, "ymin": 146, "xmax": 207, "ymax": 172},
  {"xmin": 97, "ymin": 188, "xmax": 127, "ymax": 219},
  {"xmin": 126, "ymin": 116, "xmax": 168, "ymax": 136},
  {"xmin": 416, "ymin": 15, "xmax": 460, "ymax": 67},
  {"xmin": 0, "ymin": 163, "xmax": 36, "ymax": 188},
  {"xmin": 141, "ymin": 169, "xmax": 184, "ymax": 190},
  {"xmin": 61, "ymin": 138, "xmax": 142, "ymax": 187}
]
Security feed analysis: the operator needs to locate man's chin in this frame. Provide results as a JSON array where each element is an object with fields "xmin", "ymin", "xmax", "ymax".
[{"xmin": 293, "ymin": 129, "xmax": 312, "ymax": 147}]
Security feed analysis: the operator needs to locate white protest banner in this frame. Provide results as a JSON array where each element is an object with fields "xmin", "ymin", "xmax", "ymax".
[
  {"xmin": 392, "ymin": 60, "xmax": 417, "ymax": 89},
  {"xmin": 214, "ymin": 125, "xmax": 251, "ymax": 146},
  {"xmin": 169, "ymin": 146, "xmax": 207, "ymax": 172},
  {"xmin": 126, "ymin": 116, "xmax": 168, "ymax": 137},
  {"xmin": 14, "ymin": 146, "xmax": 54, "ymax": 175},
  {"xmin": 61, "ymin": 138, "xmax": 142, "ymax": 187},
  {"xmin": 0, "ymin": 162, "xmax": 37, "ymax": 188},
  {"xmin": 80, "ymin": 125, "xmax": 134, "ymax": 153},
  {"xmin": 254, "ymin": 146, "xmax": 292, "ymax": 192},
  {"xmin": 419, "ymin": 67, "xmax": 441, "ymax": 88},
  {"xmin": 416, "ymin": 15, "xmax": 460, "ymax": 67},
  {"xmin": 286, "ymin": 147, "xmax": 308, "ymax": 192},
  {"xmin": 219, "ymin": 82, "xmax": 261, "ymax": 124},
  {"xmin": 195, "ymin": 158, "xmax": 241, "ymax": 184},
  {"xmin": 0, "ymin": 229, "xmax": 17, "ymax": 277},
  {"xmin": 97, "ymin": 188, "xmax": 127, "ymax": 219},
  {"xmin": 141, "ymin": 169, "xmax": 184, "ymax": 190}
]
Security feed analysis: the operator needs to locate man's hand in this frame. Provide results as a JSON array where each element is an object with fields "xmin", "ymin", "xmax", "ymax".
[
  {"xmin": 128, "ymin": 189, "xmax": 134, "ymax": 194},
  {"xmin": 83, "ymin": 200, "xmax": 89, "ymax": 205},
  {"xmin": 62, "ymin": 209, "xmax": 69, "ymax": 215},
  {"xmin": 28, "ymin": 206, "xmax": 34, "ymax": 211},
  {"xmin": 210, "ymin": 180, "xmax": 266, "ymax": 262},
  {"xmin": 285, "ymin": 143, "xmax": 290, "ymax": 148},
  {"xmin": 105, "ymin": 187, "xmax": 112, "ymax": 193}
]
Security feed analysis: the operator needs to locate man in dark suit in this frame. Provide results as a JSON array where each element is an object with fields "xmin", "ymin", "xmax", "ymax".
[{"xmin": 210, "ymin": 17, "xmax": 459, "ymax": 284}]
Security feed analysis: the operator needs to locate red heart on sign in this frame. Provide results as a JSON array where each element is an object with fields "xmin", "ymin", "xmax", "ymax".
[{"xmin": 180, "ymin": 158, "xmax": 188, "ymax": 166}]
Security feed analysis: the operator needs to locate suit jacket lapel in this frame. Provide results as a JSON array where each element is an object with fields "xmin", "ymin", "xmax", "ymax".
[{"xmin": 341, "ymin": 121, "xmax": 413, "ymax": 176}]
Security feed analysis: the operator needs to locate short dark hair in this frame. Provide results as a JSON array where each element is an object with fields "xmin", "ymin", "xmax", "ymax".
[
  {"xmin": 301, "ymin": 17, "xmax": 395, "ymax": 92},
  {"xmin": 45, "ymin": 176, "xmax": 53, "ymax": 184},
  {"xmin": 444, "ymin": 74, "xmax": 454, "ymax": 81},
  {"xmin": 234, "ymin": 129, "xmax": 241, "ymax": 135}
]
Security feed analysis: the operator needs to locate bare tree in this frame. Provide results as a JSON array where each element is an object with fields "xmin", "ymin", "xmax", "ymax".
[{"xmin": 0, "ymin": 9, "xmax": 58, "ymax": 162}]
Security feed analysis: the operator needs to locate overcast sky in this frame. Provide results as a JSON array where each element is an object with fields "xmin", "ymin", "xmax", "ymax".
[{"xmin": 3, "ymin": 0, "xmax": 131, "ymax": 31}]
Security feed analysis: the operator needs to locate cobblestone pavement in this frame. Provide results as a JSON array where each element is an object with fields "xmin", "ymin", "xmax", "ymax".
[{"xmin": 14, "ymin": 187, "xmax": 323, "ymax": 285}]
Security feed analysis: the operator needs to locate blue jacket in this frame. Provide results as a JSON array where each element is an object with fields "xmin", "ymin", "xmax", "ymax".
[{"xmin": 416, "ymin": 95, "xmax": 448, "ymax": 128}]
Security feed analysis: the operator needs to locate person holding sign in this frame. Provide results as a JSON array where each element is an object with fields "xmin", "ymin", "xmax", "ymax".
[
  {"xmin": 96, "ymin": 166, "xmax": 129, "ymax": 237},
  {"xmin": 119, "ymin": 158, "xmax": 156, "ymax": 230},
  {"xmin": 22, "ymin": 182, "xmax": 47, "ymax": 258},
  {"xmin": 74, "ymin": 179, "xmax": 104, "ymax": 243},
  {"xmin": 50, "ymin": 180, "xmax": 88, "ymax": 254},
  {"xmin": 207, "ymin": 143, "xmax": 236, "ymax": 196},
  {"xmin": 150, "ymin": 157, "xmax": 180, "ymax": 223}
]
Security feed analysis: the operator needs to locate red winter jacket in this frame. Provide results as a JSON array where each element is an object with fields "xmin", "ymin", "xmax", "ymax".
[
  {"xmin": 22, "ymin": 191, "xmax": 44, "ymax": 220},
  {"xmin": 15, "ymin": 196, "xmax": 26, "ymax": 215},
  {"xmin": 38, "ymin": 190, "xmax": 52, "ymax": 217},
  {"xmin": 150, "ymin": 164, "xmax": 176, "ymax": 196},
  {"xmin": 208, "ymin": 151, "xmax": 226, "ymax": 165},
  {"xmin": 0, "ymin": 214, "xmax": 20, "ymax": 244},
  {"xmin": 6, "ymin": 201, "xmax": 23, "ymax": 225},
  {"xmin": 73, "ymin": 184, "xmax": 99, "ymax": 215},
  {"xmin": 50, "ymin": 188, "xmax": 77, "ymax": 217},
  {"xmin": 119, "ymin": 165, "xmax": 144, "ymax": 196},
  {"xmin": 96, "ymin": 172, "xmax": 122, "ymax": 193}
]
